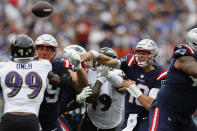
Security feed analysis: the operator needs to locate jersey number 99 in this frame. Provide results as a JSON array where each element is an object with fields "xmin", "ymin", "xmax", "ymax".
[{"xmin": 5, "ymin": 71, "xmax": 42, "ymax": 99}]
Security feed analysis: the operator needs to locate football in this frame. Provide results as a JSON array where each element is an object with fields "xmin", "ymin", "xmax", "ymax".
[{"xmin": 32, "ymin": 1, "xmax": 53, "ymax": 17}]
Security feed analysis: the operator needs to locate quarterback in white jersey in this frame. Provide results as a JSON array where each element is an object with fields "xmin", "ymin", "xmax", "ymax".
[
  {"xmin": 79, "ymin": 47, "xmax": 125, "ymax": 131},
  {"xmin": 0, "ymin": 35, "xmax": 59, "ymax": 131}
]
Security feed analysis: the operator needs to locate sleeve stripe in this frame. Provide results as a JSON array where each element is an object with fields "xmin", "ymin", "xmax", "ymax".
[
  {"xmin": 156, "ymin": 70, "xmax": 168, "ymax": 81},
  {"xmin": 63, "ymin": 60, "xmax": 71, "ymax": 68},
  {"xmin": 150, "ymin": 107, "xmax": 160, "ymax": 131},
  {"xmin": 181, "ymin": 44, "xmax": 195, "ymax": 54},
  {"xmin": 58, "ymin": 118, "xmax": 70, "ymax": 131},
  {"xmin": 126, "ymin": 54, "xmax": 135, "ymax": 68}
]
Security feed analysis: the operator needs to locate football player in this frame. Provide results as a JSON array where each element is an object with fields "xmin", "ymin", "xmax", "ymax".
[
  {"xmin": 78, "ymin": 47, "xmax": 125, "ymax": 131},
  {"xmin": 0, "ymin": 35, "xmax": 60, "ymax": 131},
  {"xmin": 148, "ymin": 28, "xmax": 197, "ymax": 131},
  {"xmin": 35, "ymin": 34, "xmax": 89, "ymax": 131},
  {"xmin": 81, "ymin": 39, "xmax": 167, "ymax": 131}
]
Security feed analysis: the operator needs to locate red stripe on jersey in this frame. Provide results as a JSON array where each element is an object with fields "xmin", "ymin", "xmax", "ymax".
[
  {"xmin": 63, "ymin": 60, "xmax": 71, "ymax": 68},
  {"xmin": 150, "ymin": 107, "xmax": 160, "ymax": 131},
  {"xmin": 156, "ymin": 70, "xmax": 168, "ymax": 81},
  {"xmin": 180, "ymin": 44, "xmax": 195, "ymax": 54},
  {"xmin": 126, "ymin": 54, "xmax": 135, "ymax": 68},
  {"xmin": 150, "ymin": 108, "xmax": 156, "ymax": 131},
  {"xmin": 58, "ymin": 118, "xmax": 70, "ymax": 131}
]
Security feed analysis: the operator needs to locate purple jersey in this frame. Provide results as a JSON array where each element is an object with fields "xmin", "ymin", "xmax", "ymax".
[
  {"xmin": 120, "ymin": 54, "xmax": 167, "ymax": 118},
  {"xmin": 38, "ymin": 59, "xmax": 76, "ymax": 130},
  {"xmin": 156, "ymin": 44, "xmax": 197, "ymax": 118}
]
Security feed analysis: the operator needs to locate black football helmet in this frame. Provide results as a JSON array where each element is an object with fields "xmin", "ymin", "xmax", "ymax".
[
  {"xmin": 99, "ymin": 47, "xmax": 118, "ymax": 59},
  {"xmin": 10, "ymin": 34, "xmax": 34, "ymax": 62},
  {"xmin": 94, "ymin": 47, "xmax": 118, "ymax": 69}
]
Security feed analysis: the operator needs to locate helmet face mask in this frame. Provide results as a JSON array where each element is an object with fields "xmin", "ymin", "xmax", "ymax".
[
  {"xmin": 134, "ymin": 39, "xmax": 158, "ymax": 68},
  {"xmin": 35, "ymin": 45, "xmax": 56, "ymax": 62},
  {"xmin": 11, "ymin": 35, "xmax": 34, "ymax": 62},
  {"xmin": 35, "ymin": 34, "xmax": 58, "ymax": 62},
  {"xmin": 134, "ymin": 49, "xmax": 153, "ymax": 67}
]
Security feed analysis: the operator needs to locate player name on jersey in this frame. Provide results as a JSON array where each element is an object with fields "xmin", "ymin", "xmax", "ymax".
[{"xmin": 16, "ymin": 63, "xmax": 32, "ymax": 69}]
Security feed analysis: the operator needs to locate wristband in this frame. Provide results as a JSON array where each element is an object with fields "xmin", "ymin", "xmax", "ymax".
[
  {"xmin": 130, "ymin": 84, "xmax": 142, "ymax": 98},
  {"xmin": 97, "ymin": 76, "xmax": 107, "ymax": 84},
  {"xmin": 90, "ymin": 50, "xmax": 99, "ymax": 59}
]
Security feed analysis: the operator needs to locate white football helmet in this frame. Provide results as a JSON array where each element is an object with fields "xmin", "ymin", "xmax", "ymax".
[
  {"xmin": 64, "ymin": 45, "xmax": 87, "ymax": 55},
  {"xmin": 134, "ymin": 39, "xmax": 158, "ymax": 67},
  {"xmin": 186, "ymin": 28, "xmax": 197, "ymax": 51},
  {"xmin": 63, "ymin": 45, "xmax": 90, "ymax": 70},
  {"xmin": 35, "ymin": 34, "xmax": 58, "ymax": 62}
]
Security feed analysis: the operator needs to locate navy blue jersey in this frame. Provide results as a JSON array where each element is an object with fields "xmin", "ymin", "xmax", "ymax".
[
  {"xmin": 120, "ymin": 54, "xmax": 167, "ymax": 117},
  {"xmin": 156, "ymin": 44, "xmax": 197, "ymax": 117},
  {"xmin": 38, "ymin": 59, "xmax": 76, "ymax": 130}
]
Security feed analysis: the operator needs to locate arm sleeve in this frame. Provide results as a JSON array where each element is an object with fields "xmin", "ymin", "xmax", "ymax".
[
  {"xmin": 120, "ymin": 54, "xmax": 135, "ymax": 72},
  {"xmin": 52, "ymin": 59, "xmax": 73, "ymax": 88}
]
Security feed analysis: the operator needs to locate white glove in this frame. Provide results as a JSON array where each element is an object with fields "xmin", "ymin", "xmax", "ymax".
[
  {"xmin": 126, "ymin": 83, "xmax": 142, "ymax": 98},
  {"xmin": 63, "ymin": 48, "xmax": 82, "ymax": 70},
  {"xmin": 108, "ymin": 70, "xmax": 123, "ymax": 88},
  {"xmin": 96, "ymin": 65, "xmax": 112, "ymax": 78},
  {"xmin": 76, "ymin": 86, "xmax": 92, "ymax": 104},
  {"xmin": 96, "ymin": 66, "xmax": 107, "ymax": 84}
]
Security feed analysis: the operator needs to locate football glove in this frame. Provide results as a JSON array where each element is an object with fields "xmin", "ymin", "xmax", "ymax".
[
  {"xmin": 63, "ymin": 48, "xmax": 82, "ymax": 70},
  {"xmin": 76, "ymin": 86, "xmax": 92, "ymax": 104}
]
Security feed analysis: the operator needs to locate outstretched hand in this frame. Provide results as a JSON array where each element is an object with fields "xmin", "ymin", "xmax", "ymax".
[
  {"xmin": 76, "ymin": 86, "xmax": 92, "ymax": 104},
  {"xmin": 96, "ymin": 65, "xmax": 110, "ymax": 78}
]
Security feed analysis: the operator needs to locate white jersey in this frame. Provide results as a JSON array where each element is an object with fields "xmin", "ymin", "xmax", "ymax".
[
  {"xmin": 0, "ymin": 60, "xmax": 52, "ymax": 116},
  {"xmin": 87, "ymin": 68, "xmax": 125, "ymax": 129}
]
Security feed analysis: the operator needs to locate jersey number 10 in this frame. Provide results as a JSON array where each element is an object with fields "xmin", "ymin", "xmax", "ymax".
[{"xmin": 128, "ymin": 83, "xmax": 149, "ymax": 106}]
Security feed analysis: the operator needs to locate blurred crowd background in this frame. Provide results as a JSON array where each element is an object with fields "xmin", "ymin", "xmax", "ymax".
[
  {"xmin": 1, "ymin": 0, "xmax": 197, "ymax": 129},
  {"xmin": 1, "ymin": 0, "xmax": 197, "ymax": 68}
]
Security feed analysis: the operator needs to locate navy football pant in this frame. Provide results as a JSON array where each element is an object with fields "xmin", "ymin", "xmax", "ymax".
[
  {"xmin": 122, "ymin": 113, "xmax": 149, "ymax": 131},
  {"xmin": 148, "ymin": 106, "xmax": 197, "ymax": 131},
  {"xmin": 78, "ymin": 113, "xmax": 117, "ymax": 131},
  {"xmin": 41, "ymin": 115, "xmax": 72, "ymax": 131}
]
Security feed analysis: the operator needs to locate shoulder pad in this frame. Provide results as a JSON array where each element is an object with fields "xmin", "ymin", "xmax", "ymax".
[
  {"xmin": 173, "ymin": 44, "xmax": 195, "ymax": 58},
  {"xmin": 120, "ymin": 54, "xmax": 135, "ymax": 68},
  {"xmin": 52, "ymin": 59, "xmax": 72, "ymax": 71}
]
